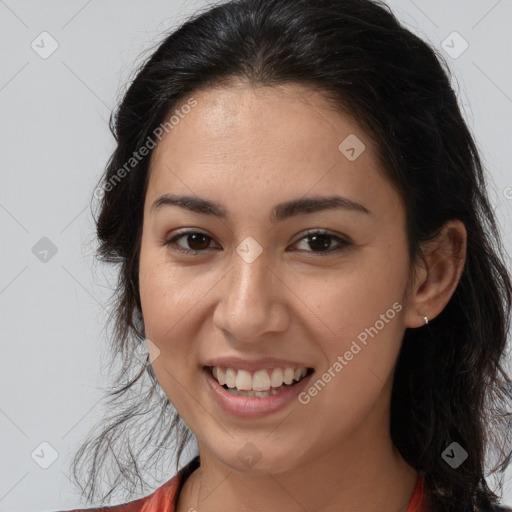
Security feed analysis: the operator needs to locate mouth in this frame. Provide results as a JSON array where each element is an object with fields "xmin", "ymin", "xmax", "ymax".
[{"xmin": 205, "ymin": 365, "xmax": 315, "ymax": 398}]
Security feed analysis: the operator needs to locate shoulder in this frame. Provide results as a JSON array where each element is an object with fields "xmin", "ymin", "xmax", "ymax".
[
  {"xmin": 52, "ymin": 489, "xmax": 172, "ymax": 512},
  {"xmin": 53, "ymin": 473, "xmax": 180, "ymax": 512},
  {"xmin": 54, "ymin": 494, "xmax": 153, "ymax": 511},
  {"xmin": 52, "ymin": 455, "xmax": 200, "ymax": 512}
]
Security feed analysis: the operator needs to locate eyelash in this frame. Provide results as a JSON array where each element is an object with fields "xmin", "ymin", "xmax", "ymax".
[{"xmin": 163, "ymin": 229, "xmax": 352, "ymax": 256}]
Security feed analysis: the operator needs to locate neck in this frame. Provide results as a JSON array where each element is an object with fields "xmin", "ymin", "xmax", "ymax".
[{"xmin": 177, "ymin": 394, "xmax": 418, "ymax": 512}]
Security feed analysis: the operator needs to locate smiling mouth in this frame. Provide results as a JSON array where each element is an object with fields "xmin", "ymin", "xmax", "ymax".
[{"xmin": 206, "ymin": 365, "xmax": 315, "ymax": 398}]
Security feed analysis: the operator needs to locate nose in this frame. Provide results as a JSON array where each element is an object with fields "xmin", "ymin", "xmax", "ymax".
[{"xmin": 212, "ymin": 247, "xmax": 290, "ymax": 343}]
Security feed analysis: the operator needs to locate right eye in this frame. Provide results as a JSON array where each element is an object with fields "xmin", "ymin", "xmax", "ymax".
[{"xmin": 164, "ymin": 230, "xmax": 219, "ymax": 254}]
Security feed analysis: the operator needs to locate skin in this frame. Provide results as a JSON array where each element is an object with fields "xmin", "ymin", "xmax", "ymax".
[{"xmin": 138, "ymin": 82, "xmax": 467, "ymax": 512}]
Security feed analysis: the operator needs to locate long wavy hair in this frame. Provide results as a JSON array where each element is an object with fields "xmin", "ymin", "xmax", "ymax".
[{"xmin": 70, "ymin": 1, "xmax": 512, "ymax": 511}]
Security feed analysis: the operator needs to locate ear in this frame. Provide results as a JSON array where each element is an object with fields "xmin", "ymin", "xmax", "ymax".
[{"xmin": 404, "ymin": 220, "xmax": 467, "ymax": 328}]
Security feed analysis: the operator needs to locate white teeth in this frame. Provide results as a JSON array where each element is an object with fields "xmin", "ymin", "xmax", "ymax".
[
  {"xmin": 270, "ymin": 368, "xmax": 283, "ymax": 388},
  {"xmin": 235, "ymin": 369, "xmax": 252, "ymax": 391},
  {"xmin": 283, "ymin": 367, "xmax": 294, "ymax": 385},
  {"xmin": 210, "ymin": 366, "xmax": 310, "ymax": 392},
  {"xmin": 225, "ymin": 368, "xmax": 237, "ymax": 388},
  {"xmin": 228, "ymin": 388, "xmax": 285, "ymax": 397},
  {"xmin": 253, "ymin": 369, "xmax": 271, "ymax": 391}
]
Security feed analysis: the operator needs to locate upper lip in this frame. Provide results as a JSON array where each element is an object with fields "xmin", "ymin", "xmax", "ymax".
[{"xmin": 203, "ymin": 356, "xmax": 314, "ymax": 372}]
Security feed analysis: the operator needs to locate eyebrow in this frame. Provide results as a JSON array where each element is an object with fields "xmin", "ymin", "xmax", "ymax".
[{"xmin": 150, "ymin": 193, "xmax": 371, "ymax": 222}]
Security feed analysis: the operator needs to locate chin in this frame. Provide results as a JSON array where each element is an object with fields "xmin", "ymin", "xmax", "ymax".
[{"xmin": 211, "ymin": 442, "xmax": 307, "ymax": 476}]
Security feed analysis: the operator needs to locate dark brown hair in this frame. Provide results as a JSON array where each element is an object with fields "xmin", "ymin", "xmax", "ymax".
[{"xmin": 70, "ymin": 1, "xmax": 512, "ymax": 510}]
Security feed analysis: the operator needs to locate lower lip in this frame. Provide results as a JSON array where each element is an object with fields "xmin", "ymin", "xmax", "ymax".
[{"xmin": 202, "ymin": 367, "xmax": 314, "ymax": 419}]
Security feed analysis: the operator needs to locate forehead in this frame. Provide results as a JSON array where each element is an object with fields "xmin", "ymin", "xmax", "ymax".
[
  {"xmin": 151, "ymin": 83, "xmax": 368, "ymax": 165},
  {"xmin": 145, "ymin": 83, "xmax": 399, "ymax": 219}
]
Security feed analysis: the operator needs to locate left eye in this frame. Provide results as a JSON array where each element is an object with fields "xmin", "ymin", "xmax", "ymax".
[
  {"xmin": 164, "ymin": 229, "xmax": 351, "ymax": 256},
  {"xmin": 292, "ymin": 231, "xmax": 350, "ymax": 255}
]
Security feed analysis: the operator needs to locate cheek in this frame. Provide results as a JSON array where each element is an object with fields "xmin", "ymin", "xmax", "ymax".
[
  {"xmin": 138, "ymin": 244, "xmax": 213, "ymax": 380},
  {"xmin": 296, "ymin": 272, "xmax": 406, "ymax": 432},
  {"xmin": 139, "ymin": 251, "xmax": 167, "ymax": 339},
  {"xmin": 139, "ymin": 241, "xmax": 188, "ymax": 330},
  {"xmin": 139, "ymin": 245, "xmax": 184, "ymax": 355},
  {"xmin": 304, "ymin": 255, "xmax": 406, "ymax": 331},
  {"xmin": 138, "ymin": 250, "xmax": 201, "ymax": 414},
  {"xmin": 295, "ymin": 244, "xmax": 409, "ymax": 374}
]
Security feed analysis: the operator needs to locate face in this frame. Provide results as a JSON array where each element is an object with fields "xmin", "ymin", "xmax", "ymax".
[{"xmin": 139, "ymin": 83, "xmax": 412, "ymax": 474}]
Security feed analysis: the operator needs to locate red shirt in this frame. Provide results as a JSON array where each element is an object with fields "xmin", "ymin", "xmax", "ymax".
[{"xmin": 60, "ymin": 457, "xmax": 428, "ymax": 512}]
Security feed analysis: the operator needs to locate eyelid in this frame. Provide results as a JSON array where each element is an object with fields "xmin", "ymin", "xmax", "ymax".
[
  {"xmin": 288, "ymin": 229, "xmax": 352, "ymax": 257},
  {"xmin": 292, "ymin": 228, "xmax": 353, "ymax": 245},
  {"xmin": 163, "ymin": 228, "xmax": 352, "ymax": 255},
  {"xmin": 163, "ymin": 228, "xmax": 219, "ymax": 253}
]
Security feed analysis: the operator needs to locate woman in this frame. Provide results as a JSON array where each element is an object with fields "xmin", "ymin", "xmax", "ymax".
[{"xmin": 60, "ymin": 0, "xmax": 512, "ymax": 511}]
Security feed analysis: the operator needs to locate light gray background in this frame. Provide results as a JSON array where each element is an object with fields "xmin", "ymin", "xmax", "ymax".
[{"xmin": 1, "ymin": 1, "xmax": 511, "ymax": 511}]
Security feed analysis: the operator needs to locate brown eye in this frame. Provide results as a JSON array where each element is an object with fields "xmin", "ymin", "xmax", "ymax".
[
  {"xmin": 164, "ymin": 230, "xmax": 216, "ymax": 254},
  {"xmin": 291, "ymin": 230, "xmax": 352, "ymax": 256},
  {"xmin": 306, "ymin": 234, "xmax": 333, "ymax": 252},
  {"xmin": 164, "ymin": 229, "xmax": 351, "ymax": 256},
  {"xmin": 184, "ymin": 233, "xmax": 211, "ymax": 251}
]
